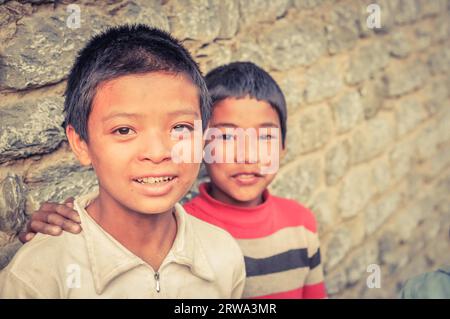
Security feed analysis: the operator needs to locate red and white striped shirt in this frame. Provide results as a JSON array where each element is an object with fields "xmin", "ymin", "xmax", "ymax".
[{"xmin": 184, "ymin": 183, "xmax": 327, "ymax": 299}]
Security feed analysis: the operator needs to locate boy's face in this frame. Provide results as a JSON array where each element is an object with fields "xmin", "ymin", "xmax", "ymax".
[
  {"xmin": 68, "ymin": 72, "xmax": 202, "ymax": 215},
  {"xmin": 205, "ymin": 96, "xmax": 285, "ymax": 206}
]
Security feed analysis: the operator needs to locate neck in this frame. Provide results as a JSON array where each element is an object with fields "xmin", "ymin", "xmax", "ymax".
[
  {"xmin": 86, "ymin": 190, "xmax": 177, "ymax": 270},
  {"xmin": 208, "ymin": 183, "xmax": 263, "ymax": 208}
]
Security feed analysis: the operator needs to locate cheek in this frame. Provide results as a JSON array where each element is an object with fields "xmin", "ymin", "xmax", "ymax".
[
  {"xmin": 88, "ymin": 140, "xmax": 134, "ymax": 174},
  {"xmin": 262, "ymin": 173, "xmax": 277, "ymax": 185},
  {"xmin": 179, "ymin": 162, "xmax": 201, "ymax": 180},
  {"xmin": 205, "ymin": 163, "xmax": 228, "ymax": 179}
]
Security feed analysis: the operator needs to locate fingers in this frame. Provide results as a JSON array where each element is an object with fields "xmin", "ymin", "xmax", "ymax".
[
  {"xmin": 63, "ymin": 197, "xmax": 75, "ymax": 204},
  {"xmin": 47, "ymin": 213, "xmax": 82, "ymax": 234},
  {"xmin": 31, "ymin": 211, "xmax": 81, "ymax": 234},
  {"xmin": 39, "ymin": 201, "xmax": 64, "ymax": 213},
  {"xmin": 18, "ymin": 232, "xmax": 27, "ymax": 243},
  {"xmin": 18, "ymin": 218, "xmax": 35, "ymax": 243},
  {"xmin": 55, "ymin": 203, "xmax": 81, "ymax": 223},
  {"xmin": 30, "ymin": 220, "xmax": 63, "ymax": 236},
  {"xmin": 24, "ymin": 233, "xmax": 36, "ymax": 241},
  {"xmin": 18, "ymin": 231, "xmax": 35, "ymax": 244},
  {"xmin": 63, "ymin": 197, "xmax": 75, "ymax": 208},
  {"xmin": 17, "ymin": 198, "xmax": 80, "ymax": 243},
  {"xmin": 39, "ymin": 202, "xmax": 80, "ymax": 223},
  {"xmin": 31, "ymin": 210, "xmax": 53, "ymax": 223}
]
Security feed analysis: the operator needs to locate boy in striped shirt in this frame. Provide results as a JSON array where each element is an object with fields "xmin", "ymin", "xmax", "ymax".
[
  {"xmin": 186, "ymin": 62, "xmax": 326, "ymax": 298},
  {"xmin": 20, "ymin": 62, "xmax": 327, "ymax": 299}
]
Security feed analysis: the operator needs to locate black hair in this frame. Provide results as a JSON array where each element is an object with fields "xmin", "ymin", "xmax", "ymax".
[
  {"xmin": 63, "ymin": 24, "xmax": 211, "ymax": 141},
  {"xmin": 205, "ymin": 61, "xmax": 287, "ymax": 147}
]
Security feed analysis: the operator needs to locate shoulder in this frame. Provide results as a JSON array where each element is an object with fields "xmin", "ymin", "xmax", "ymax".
[
  {"xmin": 14, "ymin": 231, "xmax": 83, "ymax": 260},
  {"xmin": 8, "ymin": 233, "xmax": 63, "ymax": 264},
  {"xmin": 188, "ymin": 213, "xmax": 239, "ymax": 247},
  {"xmin": 270, "ymin": 195, "xmax": 318, "ymax": 233},
  {"xmin": 187, "ymin": 214, "xmax": 243, "ymax": 259},
  {"xmin": 3, "ymin": 231, "xmax": 85, "ymax": 287}
]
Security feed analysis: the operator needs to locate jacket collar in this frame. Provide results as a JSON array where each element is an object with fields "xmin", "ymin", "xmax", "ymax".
[{"xmin": 74, "ymin": 191, "xmax": 216, "ymax": 295}]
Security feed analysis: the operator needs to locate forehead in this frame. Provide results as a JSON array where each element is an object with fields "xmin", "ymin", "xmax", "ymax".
[
  {"xmin": 210, "ymin": 96, "xmax": 280, "ymax": 126},
  {"xmin": 91, "ymin": 72, "xmax": 200, "ymax": 117}
]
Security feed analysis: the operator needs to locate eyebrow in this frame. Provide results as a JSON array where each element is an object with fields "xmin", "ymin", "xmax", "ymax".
[
  {"xmin": 210, "ymin": 123, "xmax": 237, "ymax": 128},
  {"xmin": 166, "ymin": 109, "xmax": 201, "ymax": 118},
  {"xmin": 259, "ymin": 122, "xmax": 280, "ymax": 128},
  {"xmin": 102, "ymin": 109, "xmax": 200, "ymax": 123},
  {"xmin": 211, "ymin": 122, "xmax": 280, "ymax": 128},
  {"xmin": 102, "ymin": 112, "xmax": 140, "ymax": 123}
]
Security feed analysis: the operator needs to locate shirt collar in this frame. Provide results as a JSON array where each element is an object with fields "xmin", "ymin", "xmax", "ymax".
[
  {"xmin": 193, "ymin": 183, "xmax": 273, "ymax": 228},
  {"xmin": 74, "ymin": 191, "xmax": 216, "ymax": 295},
  {"xmin": 198, "ymin": 182, "xmax": 271, "ymax": 211}
]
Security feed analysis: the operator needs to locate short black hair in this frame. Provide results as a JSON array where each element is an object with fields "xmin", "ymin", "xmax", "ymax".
[
  {"xmin": 63, "ymin": 24, "xmax": 211, "ymax": 141},
  {"xmin": 205, "ymin": 62, "xmax": 287, "ymax": 147}
]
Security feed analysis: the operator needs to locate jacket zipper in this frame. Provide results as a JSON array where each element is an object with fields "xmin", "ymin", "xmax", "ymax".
[{"xmin": 154, "ymin": 272, "xmax": 161, "ymax": 293}]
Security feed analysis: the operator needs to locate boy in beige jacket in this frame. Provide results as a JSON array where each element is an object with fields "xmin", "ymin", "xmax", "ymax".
[{"xmin": 0, "ymin": 24, "xmax": 245, "ymax": 299}]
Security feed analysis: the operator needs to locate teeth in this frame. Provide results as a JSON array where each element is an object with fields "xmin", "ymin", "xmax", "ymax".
[{"xmin": 136, "ymin": 176, "xmax": 174, "ymax": 184}]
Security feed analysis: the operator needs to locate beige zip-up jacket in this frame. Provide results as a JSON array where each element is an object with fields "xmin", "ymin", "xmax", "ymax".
[{"xmin": 0, "ymin": 192, "xmax": 246, "ymax": 298}]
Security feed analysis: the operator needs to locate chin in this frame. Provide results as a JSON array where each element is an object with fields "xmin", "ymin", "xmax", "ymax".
[
  {"xmin": 128, "ymin": 198, "xmax": 178, "ymax": 215},
  {"xmin": 231, "ymin": 191, "xmax": 260, "ymax": 204}
]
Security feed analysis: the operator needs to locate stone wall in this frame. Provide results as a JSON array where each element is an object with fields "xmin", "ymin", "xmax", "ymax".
[{"xmin": 0, "ymin": 0, "xmax": 449, "ymax": 298}]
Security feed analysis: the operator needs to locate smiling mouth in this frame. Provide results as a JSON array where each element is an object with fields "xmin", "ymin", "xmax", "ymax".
[
  {"xmin": 134, "ymin": 176, "xmax": 176, "ymax": 184},
  {"xmin": 231, "ymin": 173, "xmax": 263, "ymax": 186},
  {"xmin": 232, "ymin": 173, "xmax": 262, "ymax": 179}
]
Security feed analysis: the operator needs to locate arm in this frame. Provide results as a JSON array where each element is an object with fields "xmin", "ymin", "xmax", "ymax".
[
  {"xmin": 303, "ymin": 246, "xmax": 327, "ymax": 299},
  {"xmin": 18, "ymin": 197, "xmax": 82, "ymax": 243},
  {"xmin": 303, "ymin": 231, "xmax": 327, "ymax": 299},
  {"xmin": 230, "ymin": 250, "xmax": 246, "ymax": 299}
]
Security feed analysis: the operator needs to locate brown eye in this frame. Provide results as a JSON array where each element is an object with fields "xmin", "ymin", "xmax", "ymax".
[{"xmin": 113, "ymin": 127, "xmax": 134, "ymax": 135}]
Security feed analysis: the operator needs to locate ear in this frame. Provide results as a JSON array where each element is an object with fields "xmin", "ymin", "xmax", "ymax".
[{"xmin": 66, "ymin": 125, "xmax": 92, "ymax": 166}]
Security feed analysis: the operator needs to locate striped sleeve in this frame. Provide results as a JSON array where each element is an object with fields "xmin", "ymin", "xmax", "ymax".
[{"xmin": 303, "ymin": 221, "xmax": 327, "ymax": 299}]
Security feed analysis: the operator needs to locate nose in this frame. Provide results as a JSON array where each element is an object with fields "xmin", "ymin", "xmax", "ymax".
[
  {"xmin": 235, "ymin": 129, "xmax": 259, "ymax": 164},
  {"xmin": 137, "ymin": 130, "xmax": 172, "ymax": 164}
]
